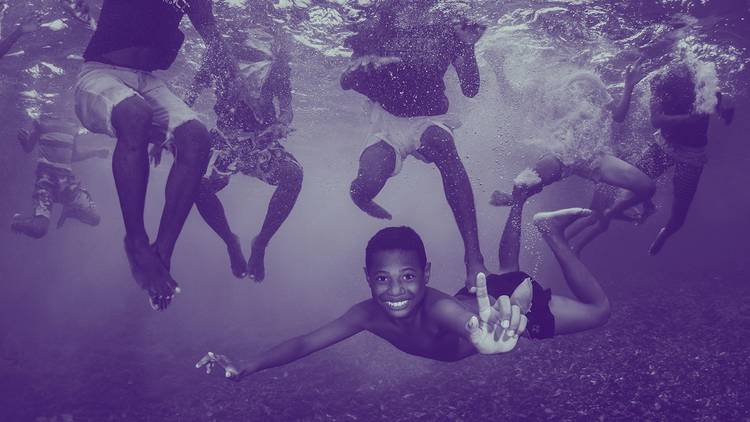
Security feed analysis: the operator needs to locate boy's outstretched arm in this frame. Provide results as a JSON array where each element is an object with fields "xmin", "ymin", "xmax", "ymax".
[
  {"xmin": 452, "ymin": 45, "xmax": 480, "ymax": 98},
  {"xmin": 452, "ymin": 23, "xmax": 485, "ymax": 98},
  {"xmin": 609, "ymin": 56, "xmax": 646, "ymax": 123},
  {"xmin": 650, "ymin": 98, "xmax": 707, "ymax": 127},
  {"xmin": 187, "ymin": 0, "xmax": 235, "ymax": 90},
  {"xmin": 197, "ymin": 302, "xmax": 370, "ymax": 380}
]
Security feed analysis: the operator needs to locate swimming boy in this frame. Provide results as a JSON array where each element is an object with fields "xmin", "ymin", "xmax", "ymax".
[
  {"xmin": 75, "ymin": 0, "xmax": 235, "ymax": 309},
  {"xmin": 11, "ymin": 114, "xmax": 108, "ymax": 238},
  {"xmin": 490, "ymin": 58, "xmax": 655, "ymax": 246},
  {"xmin": 633, "ymin": 60, "xmax": 733, "ymax": 255},
  {"xmin": 196, "ymin": 208, "xmax": 611, "ymax": 379},
  {"xmin": 183, "ymin": 17, "xmax": 302, "ymax": 282},
  {"xmin": 341, "ymin": 0, "xmax": 488, "ymax": 290}
]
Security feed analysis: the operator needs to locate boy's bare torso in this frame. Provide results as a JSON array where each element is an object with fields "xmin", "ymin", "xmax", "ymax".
[{"xmin": 357, "ymin": 288, "xmax": 479, "ymax": 362}]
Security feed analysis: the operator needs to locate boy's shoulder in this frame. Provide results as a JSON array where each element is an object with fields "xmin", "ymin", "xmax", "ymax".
[
  {"xmin": 347, "ymin": 299, "xmax": 385, "ymax": 328},
  {"xmin": 421, "ymin": 287, "xmax": 469, "ymax": 317}
]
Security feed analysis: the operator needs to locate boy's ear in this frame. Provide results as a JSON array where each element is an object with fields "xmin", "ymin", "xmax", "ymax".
[
  {"xmin": 424, "ymin": 262, "xmax": 431, "ymax": 284},
  {"xmin": 363, "ymin": 267, "xmax": 370, "ymax": 283}
]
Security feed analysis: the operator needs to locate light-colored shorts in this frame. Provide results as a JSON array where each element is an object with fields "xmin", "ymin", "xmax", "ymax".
[
  {"xmin": 543, "ymin": 152, "xmax": 606, "ymax": 183},
  {"xmin": 364, "ymin": 101, "xmax": 462, "ymax": 176},
  {"xmin": 75, "ymin": 61, "xmax": 199, "ymax": 144}
]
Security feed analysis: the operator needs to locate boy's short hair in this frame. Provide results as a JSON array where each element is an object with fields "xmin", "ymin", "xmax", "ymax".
[{"xmin": 365, "ymin": 226, "xmax": 427, "ymax": 271}]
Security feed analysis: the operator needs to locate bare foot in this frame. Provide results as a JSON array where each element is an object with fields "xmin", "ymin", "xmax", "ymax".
[
  {"xmin": 354, "ymin": 199, "xmax": 392, "ymax": 220},
  {"xmin": 11, "ymin": 214, "xmax": 49, "ymax": 238},
  {"xmin": 57, "ymin": 205, "xmax": 100, "ymax": 228},
  {"xmin": 247, "ymin": 238, "xmax": 266, "ymax": 282},
  {"xmin": 648, "ymin": 227, "xmax": 668, "ymax": 256},
  {"xmin": 150, "ymin": 246, "xmax": 181, "ymax": 311},
  {"xmin": 533, "ymin": 208, "xmax": 593, "ymax": 236},
  {"xmin": 226, "ymin": 235, "xmax": 247, "ymax": 279},
  {"xmin": 124, "ymin": 237, "xmax": 178, "ymax": 311}
]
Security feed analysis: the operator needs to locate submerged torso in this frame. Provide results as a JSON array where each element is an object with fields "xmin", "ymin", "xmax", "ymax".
[
  {"xmin": 651, "ymin": 71, "xmax": 710, "ymax": 148},
  {"xmin": 36, "ymin": 117, "xmax": 79, "ymax": 172},
  {"xmin": 362, "ymin": 290, "xmax": 476, "ymax": 362},
  {"xmin": 347, "ymin": 3, "xmax": 464, "ymax": 118},
  {"xmin": 83, "ymin": 0, "xmax": 186, "ymax": 71},
  {"xmin": 215, "ymin": 28, "xmax": 288, "ymax": 133}
]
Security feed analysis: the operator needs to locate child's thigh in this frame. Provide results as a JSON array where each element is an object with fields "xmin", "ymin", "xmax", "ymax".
[{"xmin": 597, "ymin": 155, "xmax": 650, "ymax": 190}]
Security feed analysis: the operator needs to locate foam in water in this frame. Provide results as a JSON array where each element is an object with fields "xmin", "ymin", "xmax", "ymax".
[
  {"xmin": 680, "ymin": 45, "xmax": 720, "ymax": 114},
  {"xmin": 480, "ymin": 27, "xmax": 617, "ymax": 167}
]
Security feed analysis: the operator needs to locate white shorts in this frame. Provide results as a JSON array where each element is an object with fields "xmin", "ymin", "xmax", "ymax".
[
  {"xmin": 75, "ymin": 61, "xmax": 199, "ymax": 145},
  {"xmin": 364, "ymin": 101, "xmax": 462, "ymax": 176},
  {"xmin": 559, "ymin": 153, "xmax": 606, "ymax": 182}
]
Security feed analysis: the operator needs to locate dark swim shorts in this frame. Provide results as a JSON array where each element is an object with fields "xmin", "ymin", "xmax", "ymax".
[{"xmin": 455, "ymin": 271, "xmax": 555, "ymax": 339}]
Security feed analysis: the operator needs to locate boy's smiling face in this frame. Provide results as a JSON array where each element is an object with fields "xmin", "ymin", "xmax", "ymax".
[{"xmin": 365, "ymin": 250, "xmax": 431, "ymax": 319}]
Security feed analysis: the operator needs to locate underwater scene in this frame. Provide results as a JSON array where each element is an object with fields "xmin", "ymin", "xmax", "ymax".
[{"xmin": 0, "ymin": 0, "xmax": 749, "ymax": 420}]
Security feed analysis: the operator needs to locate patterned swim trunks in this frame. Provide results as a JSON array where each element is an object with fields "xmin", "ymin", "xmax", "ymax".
[
  {"xmin": 33, "ymin": 164, "xmax": 96, "ymax": 219},
  {"xmin": 203, "ymin": 128, "xmax": 302, "ymax": 191}
]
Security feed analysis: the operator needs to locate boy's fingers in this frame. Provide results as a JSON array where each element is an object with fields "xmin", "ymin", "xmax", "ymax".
[
  {"xmin": 508, "ymin": 305, "xmax": 521, "ymax": 336},
  {"xmin": 466, "ymin": 315, "xmax": 479, "ymax": 332},
  {"xmin": 475, "ymin": 273, "xmax": 491, "ymax": 321},
  {"xmin": 517, "ymin": 315, "xmax": 528, "ymax": 337},
  {"xmin": 494, "ymin": 295, "xmax": 512, "ymax": 328},
  {"xmin": 195, "ymin": 354, "xmax": 211, "ymax": 368}
]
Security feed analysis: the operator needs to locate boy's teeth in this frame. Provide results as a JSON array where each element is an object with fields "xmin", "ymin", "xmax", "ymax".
[{"xmin": 386, "ymin": 300, "xmax": 408, "ymax": 308}]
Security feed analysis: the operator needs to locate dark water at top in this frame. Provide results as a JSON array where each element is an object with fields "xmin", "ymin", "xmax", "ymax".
[{"xmin": 1, "ymin": 1, "xmax": 749, "ymax": 421}]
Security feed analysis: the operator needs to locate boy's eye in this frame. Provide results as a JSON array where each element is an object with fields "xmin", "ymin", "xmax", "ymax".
[
  {"xmin": 403, "ymin": 273, "xmax": 415, "ymax": 281},
  {"xmin": 376, "ymin": 275, "xmax": 389, "ymax": 283}
]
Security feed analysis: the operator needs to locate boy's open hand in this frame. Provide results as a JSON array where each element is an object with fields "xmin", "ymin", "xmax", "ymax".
[
  {"xmin": 195, "ymin": 352, "xmax": 243, "ymax": 381},
  {"xmin": 624, "ymin": 55, "xmax": 647, "ymax": 88},
  {"xmin": 466, "ymin": 273, "xmax": 527, "ymax": 354}
]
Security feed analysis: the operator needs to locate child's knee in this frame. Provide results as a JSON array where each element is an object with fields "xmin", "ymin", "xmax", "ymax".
[
  {"xmin": 199, "ymin": 176, "xmax": 227, "ymax": 197},
  {"xmin": 360, "ymin": 141, "xmax": 396, "ymax": 175},
  {"xmin": 635, "ymin": 175, "xmax": 656, "ymax": 198},
  {"xmin": 593, "ymin": 297, "xmax": 611, "ymax": 327},
  {"xmin": 350, "ymin": 177, "xmax": 372, "ymax": 202},
  {"xmin": 420, "ymin": 126, "xmax": 456, "ymax": 161},
  {"xmin": 112, "ymin": 97, "xmax": 153, "ymax": 150},
  {"xmin": 173, "ymin": 120, "xmax": 211, "ymax": 164},
  {"xmin": 512, "ymin": 168, "xmax": 544, "ymax": 197},
  {"xmin": 280, "ymin": 163, "xmax": 303, "ymax": 192}
]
